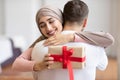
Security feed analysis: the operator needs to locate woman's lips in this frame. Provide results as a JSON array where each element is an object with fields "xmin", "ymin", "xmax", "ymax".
[{"xmin": 47, "ymin": 30, "xmax": 56, "ymax": 36}]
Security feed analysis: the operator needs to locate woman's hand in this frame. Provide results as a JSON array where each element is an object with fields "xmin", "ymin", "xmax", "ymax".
[
  {"xmin": 33, "ymin": 54, "xmax": 54, "ymax": 71},
  {"xmin": 44, "ymin": 33, "xmax": 74, "ymax": 46}
]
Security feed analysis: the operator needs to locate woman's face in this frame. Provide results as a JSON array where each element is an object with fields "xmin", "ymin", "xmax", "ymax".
[{"xmin": 38, "ymin": 16, "xmax": 63, "ymax": 38}]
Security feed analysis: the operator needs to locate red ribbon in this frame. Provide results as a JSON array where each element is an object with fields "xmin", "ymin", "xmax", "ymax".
[{"xmin": 50, "ymin": 46, "xmax": 86, "ymax": 80}]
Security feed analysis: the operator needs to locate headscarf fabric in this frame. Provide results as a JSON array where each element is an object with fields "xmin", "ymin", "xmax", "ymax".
[{"xmin": 36, "ymin": 6, "xmax": 63, "ymax": 26}]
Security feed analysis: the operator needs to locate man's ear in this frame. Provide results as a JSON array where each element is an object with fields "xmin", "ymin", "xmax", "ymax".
[{"xmin": 83, "ymin": 19, "xmax": 87, "ymax": 27}]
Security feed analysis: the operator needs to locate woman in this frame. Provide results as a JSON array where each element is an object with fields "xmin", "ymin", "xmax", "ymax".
[
  {"xmin": 12, "ymin": 6, "xmax": 63, "ymax": 71},
  {"xmin": 12, "ymin": 5, "xmax": 114, "ymax": 72}
]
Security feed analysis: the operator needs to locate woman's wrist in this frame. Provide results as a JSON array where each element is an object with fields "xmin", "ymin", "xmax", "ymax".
[
  {"xmin": 33, "ymin": 62, "xmax": 44, "ymax": 71},
  {"xmin": 68, "ymin": 33, "xmax": 75, "ymax": 42},
  {"xmin": 33, "ymin": 62, "xmax": 40, "ymax": 71},
  {"xmin": 33, "ymin": 61, "xmax": 47, "ymax": 71}
]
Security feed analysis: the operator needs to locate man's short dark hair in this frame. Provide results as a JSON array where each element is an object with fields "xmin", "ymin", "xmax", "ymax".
[{"xmin": 63, "ymin": 0, "xmax": 89, "ymax": 24}]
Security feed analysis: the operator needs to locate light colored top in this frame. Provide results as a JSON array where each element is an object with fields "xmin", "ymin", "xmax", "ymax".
[{"xmin": 31, "ymin": 30, "xmax": 108, "ymax": 80}]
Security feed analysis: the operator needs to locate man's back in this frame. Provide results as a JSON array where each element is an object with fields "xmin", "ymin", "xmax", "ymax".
[{"xmin": 32, "ymin": 31, "xmax": 108, "ymax": 80}]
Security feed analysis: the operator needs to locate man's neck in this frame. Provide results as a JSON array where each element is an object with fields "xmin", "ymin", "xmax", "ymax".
[{"xmin": 63, "ymin": 22, "xmax": 83, "ymax": 32}]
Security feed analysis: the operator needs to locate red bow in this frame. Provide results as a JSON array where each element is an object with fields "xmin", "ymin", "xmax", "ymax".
[{"xmin": 50, "ymin": 46, "xmax": 86, "ymax": 80}]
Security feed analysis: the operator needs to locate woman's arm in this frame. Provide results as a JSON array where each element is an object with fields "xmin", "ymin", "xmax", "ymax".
[
  {"xmin": 43, "ymin": 31, "xmax": 114, "ymax": 48},
  {"xmin": 75, "ymin": 31, "xmax": 114, "ymax": 48},
  {"xmin": 12, "ymin": 48, "xmax": 53, "ymax": 71},
  {"xmin": 12, "ymin": 48, "xmax": 35, "ymax": 71}
]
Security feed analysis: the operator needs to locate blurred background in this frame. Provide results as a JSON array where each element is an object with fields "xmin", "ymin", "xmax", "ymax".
[{"xmin": 0, "ymin": 0, "xmax": 119, "ymax": 80}]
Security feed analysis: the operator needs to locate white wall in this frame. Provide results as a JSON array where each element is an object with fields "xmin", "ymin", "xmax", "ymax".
[
  {"xmin": 4, "ymin": 0, "xmax": 41, "ymax": 49},
  {"xmin": 0, "ymin": 0, "xmax": 5, "ymax": 34},
  {"xmin": 85, "ymin": 0, "xmax": 112, "ymax": 32},
  {"xmin": 43, "ymin": 0, "xmax": 69, "ymax": 10},
  {"xmin": 109, "ymin": 0, "xmax": 119, "ymax": 58},
  {"xmin": 115, "ymin": 0, "xmax": 120, "ymax": 79}
]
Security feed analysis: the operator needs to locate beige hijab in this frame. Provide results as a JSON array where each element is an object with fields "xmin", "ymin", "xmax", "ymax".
[{"xmin": 36, "ymin": 5, "xmax": 63, "ymax": 26}]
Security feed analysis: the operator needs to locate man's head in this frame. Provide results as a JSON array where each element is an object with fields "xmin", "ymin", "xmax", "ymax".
[{"xmin": 63, "ymin": 0, "xmax": 89, "ymax": 28}]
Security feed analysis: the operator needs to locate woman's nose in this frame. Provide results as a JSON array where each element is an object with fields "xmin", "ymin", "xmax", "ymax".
[{"xmin": 46, "ymin": 24, "xmax": 53, "ymax": 31}]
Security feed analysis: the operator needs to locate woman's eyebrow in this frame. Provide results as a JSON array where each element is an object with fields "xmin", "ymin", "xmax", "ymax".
[
  {"xmin": 39, "ymin": 18, "xmax": 53, "ymax": 25},
  {"xmin": 47, "ymin": 18, "xmax": 53, "ymax": 21},
  {"xmin": 39, "ymin": 22, "xmax": 44, "ymax": 25}
]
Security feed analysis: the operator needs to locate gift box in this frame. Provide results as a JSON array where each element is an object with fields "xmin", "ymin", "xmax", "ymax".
[{"xmin": 48, "ymin": 46, "xmax": 86, "ymax": 69}]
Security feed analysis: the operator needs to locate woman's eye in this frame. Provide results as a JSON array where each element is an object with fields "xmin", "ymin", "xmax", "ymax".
[
  {"xmin": 39, "ymin": 23, "xmax": 46, "ymax": 28},
  {"xmin": 49, "ymin": 20, "xmax": 55, "ymax": 24}
]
